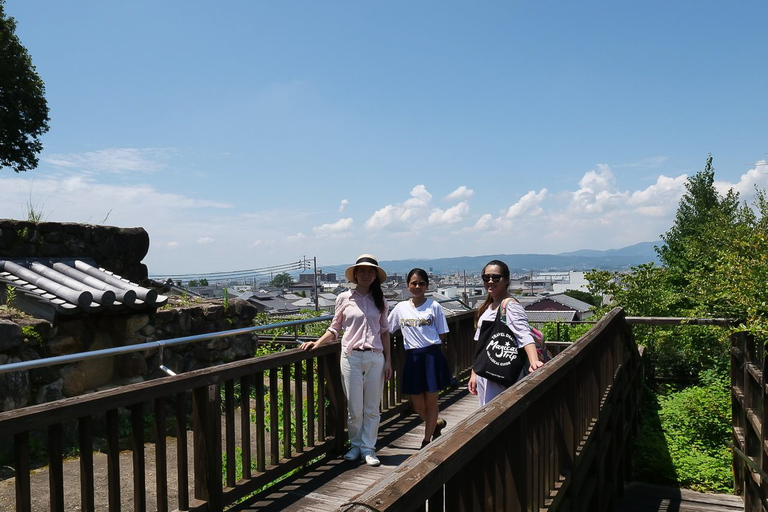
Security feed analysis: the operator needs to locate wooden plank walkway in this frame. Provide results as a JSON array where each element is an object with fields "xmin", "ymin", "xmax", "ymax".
[
  {"xmin": 231, "ymin": 387, "xmax": 479, "ymax": 511},
  {"xmin": 616, "ymin": 482, "xmax": 743, "ymax": 512}
]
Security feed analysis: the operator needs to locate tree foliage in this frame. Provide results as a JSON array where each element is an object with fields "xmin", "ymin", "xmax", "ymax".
[
  {"xmin": 0, "ymin": 0, "xmax": 50, "ymax": 172},
  {"xmin": 562, "ymin": 289, "xmax": 600, "ymax": 307},
  {"xmin": 587, "ymin": 156, "xmax": 768, "ymax": 375},
  {"xmin": 585, "ymin": 155, "xmax": 768, "ymax": 492},
  {"xmin": 269, "ymin": 272, "xmax": 294, "ymax": 289}
]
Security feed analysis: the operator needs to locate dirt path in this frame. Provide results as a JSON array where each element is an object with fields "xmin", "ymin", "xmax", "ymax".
[{"xmin": 0, "ymin": 435, "xmax": 190, "ymax": 511}]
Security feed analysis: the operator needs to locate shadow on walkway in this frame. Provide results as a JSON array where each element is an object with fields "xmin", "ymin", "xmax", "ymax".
[{"xmin": 232, "ymin": 387, "xmax": 474, "ymax": 512}]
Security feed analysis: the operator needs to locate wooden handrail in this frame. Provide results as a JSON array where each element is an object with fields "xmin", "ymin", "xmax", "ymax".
[
  {"xmin": 0, "ymin": 309, "xmax": 478, "ymax": 512},
  {"xmin": 340, "ymin": 307, "xmax": 644, "ymax": 512}
]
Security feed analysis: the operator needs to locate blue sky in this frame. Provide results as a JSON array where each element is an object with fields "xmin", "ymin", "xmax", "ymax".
[{"xmin": 1, "ymin": 1, "xmax": 767, "ymax": 275}]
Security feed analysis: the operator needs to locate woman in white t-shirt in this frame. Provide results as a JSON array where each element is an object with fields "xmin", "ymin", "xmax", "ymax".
[{"xmin": 388, "ymin": 268, "xmax": 454, "ymax": 449}]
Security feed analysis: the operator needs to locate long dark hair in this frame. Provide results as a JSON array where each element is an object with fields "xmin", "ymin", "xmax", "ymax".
[
  {"xmin": 407, "ymin": 268, "xmax": 429, "ymax": 287},
  {"xmin": 354, "ymin": 267, "xmax": 386, "ymax": 312},
  {"xmin": 370, "ymin": 277, "xmax": 385, "ymax": 312},
  {"xmin": 474, "ymin": 259, "xmax": 511, "ymax": 328}
]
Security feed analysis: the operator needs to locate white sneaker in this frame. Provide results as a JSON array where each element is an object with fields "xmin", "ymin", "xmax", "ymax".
[
  {"xmin": 344, "ymin": 446, "xmax": 361, "ymax": 461},
  {"xmin": 362, "ymin": 451, "xmax": 381, "ymax": 467}
]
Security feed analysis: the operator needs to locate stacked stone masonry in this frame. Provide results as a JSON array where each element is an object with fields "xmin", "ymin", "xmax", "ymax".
[
  {"xmin": 0, "ymin": 300, "xmax": 258, "ymax": 411},
  {"xmin": 0, "ymin": 220, "xmax": 259, "ymax": 412}
]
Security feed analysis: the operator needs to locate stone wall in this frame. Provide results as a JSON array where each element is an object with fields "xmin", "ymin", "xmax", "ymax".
[
  {"xmin": 0, "ymin": 299, "xmax": 258, "ymax": 412},
  {"xmin": 0, "ymin": 219, "xmax": 260, "ymax": 412},
  {"xmin": 0, "ymin": 219, "xmax": 150, "ymax": 282}
]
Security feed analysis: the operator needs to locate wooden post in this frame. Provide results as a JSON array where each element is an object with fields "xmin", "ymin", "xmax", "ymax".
[{"xmin": 193, "ymin": 384, "xmax": 222, "ymax": 511}]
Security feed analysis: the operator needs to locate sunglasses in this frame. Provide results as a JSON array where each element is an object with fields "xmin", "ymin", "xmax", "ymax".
[{"xmin": 481, "ymin": 274, "xmax": 504, "ymax": 283}]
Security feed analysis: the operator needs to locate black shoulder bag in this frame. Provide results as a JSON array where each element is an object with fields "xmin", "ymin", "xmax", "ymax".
[{"xmin": 473, "ymin": 301, "xmax": 528, "ymax": 386}]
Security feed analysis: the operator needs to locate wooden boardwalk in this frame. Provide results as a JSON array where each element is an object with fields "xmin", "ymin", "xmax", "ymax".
[
  {"xmin": 230, "ymin": 384, "xmax": 746, "ymax": 512},
  {"xmin": 616, "ymin": 482, "xmax": 743, "ymax": 512},
  {"xmin": 231, "ymin": 387, "xmax": 479, "ymax": 511}
]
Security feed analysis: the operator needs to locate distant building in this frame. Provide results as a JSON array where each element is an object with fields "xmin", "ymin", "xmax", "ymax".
[
  {"xmin": 298, "ymin": 273, "xmax": 316, "ymax": 284},
  {"xmin": 236, "ymin": 292, "xmax": 300, "ymax": 315},
  {"xmin": 552, "ymin": 271, "xmax": 590, "ymax": 294},
  {"xmin": 299, "ymin": 270, "xmax": 337, "ymax": 284},
  {"xmin": 289, "ymin": 283, "xmax": 316, "ymax": 297},
  {"xmin": 524, "ymin": 293, "xmax": 593, "ymax": 321}
]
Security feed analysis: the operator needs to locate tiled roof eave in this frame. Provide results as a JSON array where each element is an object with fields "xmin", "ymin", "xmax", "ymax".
[{"xmin": 0, "ymin": 259, "xmax": 167, "ymax": 318}]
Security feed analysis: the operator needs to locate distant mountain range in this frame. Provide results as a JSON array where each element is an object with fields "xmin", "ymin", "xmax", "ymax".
[{"xmin": 372, "ymin": 241, "xmax": 661, "ymax": 275}]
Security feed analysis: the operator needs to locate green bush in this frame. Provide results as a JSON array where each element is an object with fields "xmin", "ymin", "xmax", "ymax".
[
  {"xmin": 540, "ymin": 322, "xmax": 593, "ymax": 342},
  {"xmin": 656, "ymin": 370, "xmax": 732, "ymax": 493},
  {"xmin": 632, "ymin": 373, "xmax": 733, "ymax": 493}
]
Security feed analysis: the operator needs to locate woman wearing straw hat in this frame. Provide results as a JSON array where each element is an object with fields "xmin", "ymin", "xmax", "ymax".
[{"xmin": 301, "ymin": 254, "xmax": 392, "ymax": 466}]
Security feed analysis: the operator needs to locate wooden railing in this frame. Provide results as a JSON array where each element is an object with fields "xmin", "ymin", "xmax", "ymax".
[
  {"xmin": 731, "ymin": 330, "xmax": 768, "ymax": 512},
  {"xmin": 0, "ymin": 310, "xmax": 476, "ymax": 512},
  {"xmin": 341, "ymin": 307, "xmax": 644, "ymax": 512}
]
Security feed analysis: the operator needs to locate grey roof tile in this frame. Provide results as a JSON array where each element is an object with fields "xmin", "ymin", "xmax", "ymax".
[{"xmin": 0, "ymin": 258, "xmax": 167, "ymax": 319}]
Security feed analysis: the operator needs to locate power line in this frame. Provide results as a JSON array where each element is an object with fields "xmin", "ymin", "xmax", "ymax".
[{"xmin": 150, "ymin": 259, "xmax": 309, "ymax": 281}]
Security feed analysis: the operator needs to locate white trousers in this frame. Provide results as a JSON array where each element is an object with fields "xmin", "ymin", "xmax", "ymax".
[
  {"xmin": 476, "ymin": 374, "xmax": 506, "ymax": 407},
  {"xmin": 340, "ymin": 350, "xmax": 386, "ymax": 452}
]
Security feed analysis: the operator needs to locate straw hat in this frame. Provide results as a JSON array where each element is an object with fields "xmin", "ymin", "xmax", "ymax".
[{"xmin": 345, "ymin": 254, "xmax": 387, "ymax": 283}]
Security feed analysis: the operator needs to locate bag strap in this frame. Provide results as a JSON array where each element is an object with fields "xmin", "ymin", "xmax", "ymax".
[{"xmin": 499, "ymin": 297, "xmax": 516, "ymax": 323}]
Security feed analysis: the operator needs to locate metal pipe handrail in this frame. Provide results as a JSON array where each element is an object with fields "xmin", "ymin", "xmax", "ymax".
[
  {"xmin": 625, "ymin": 316, "xmax": 737, "ymax": 326},
  {"xmin": 0, "ymin": 297, "xmax": 469, "ymax": 377},
  {"xmin": 0, "ymin": 314, "xmax": 333, "ymax": 376},
  {"xmin": 0, "ymin": 305, "xmax": 732, "ymax": 376}
]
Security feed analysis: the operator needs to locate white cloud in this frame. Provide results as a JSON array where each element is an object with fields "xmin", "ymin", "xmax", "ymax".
[
  {"xmin": 615, "ymin": 156, "xmax": 670, "ymax": 169},
  {"xmin": 313, "ymin": 217, "xmax": 354, "ymax": 236},
  {"xmin": 501, "ymin": 189, "xmax": 548, "ymax": 221},
  {"xmin": 719, "ymin": 160, "xmax": 768, "ymax": 198},
  {"xmin": 474, "ymin": 214, "xmax": 493, "ymax": 230},
  {"xmin": 405, "ymin": 184, "xmax": 432, "ymax": 207},
  {"xmin": 365, "ymin": 185, "xmax": 433, "ymax": 231},
  {"xmin": 571, "ymin": 164, "xmax": 628, "ymax": 214},
  {"xmin": 627, "ymin": 174, "xmax": 687, "ymax": 217},
  {"xmin": 428, "ymin": 201, "xmax": 470, "ymax": 225},
  {"xmin": 7, "ymin": 145, "xmax": 766, "ymax": 274},
  {"xmin": 44, "ymin": 148, "xmax": 173, "ymax": 174},
  {"xmin": 445, "ymin": 186, "xmax": 474, "ymax": 201},
  {"xmin": 465, "ymin": 189, "xmax": 547, "ymax": 233},
  {"xmin": 286, "ymin": 233, "xmax": 306, "ymax": 242}
]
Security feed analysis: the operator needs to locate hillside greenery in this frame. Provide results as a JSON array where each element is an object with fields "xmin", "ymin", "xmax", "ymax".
[{"xmin": 586, "ymin": 156, "xmax": 768, "ymax": 492}]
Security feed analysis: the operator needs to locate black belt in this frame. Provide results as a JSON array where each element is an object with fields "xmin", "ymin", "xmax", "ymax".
[{"xmin": 353, "ymin": 347, "xmax": 372, "ymax": 352}]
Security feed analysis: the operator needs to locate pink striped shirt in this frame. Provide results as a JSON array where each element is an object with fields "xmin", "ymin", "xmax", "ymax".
[{"xmin": 327, "ymin": 289, "xmax": 389, "ymax": 354}]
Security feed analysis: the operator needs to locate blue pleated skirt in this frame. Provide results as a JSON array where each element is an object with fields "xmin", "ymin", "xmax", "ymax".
[{"xmin": 401, "ymin": 344, "xmax": 454, "ymax": 395}]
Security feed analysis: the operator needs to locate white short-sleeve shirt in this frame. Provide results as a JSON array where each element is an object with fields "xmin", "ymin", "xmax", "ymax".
[{"xmin": 388, "ymin": 298, "xmax": 449, "ymax": 350}]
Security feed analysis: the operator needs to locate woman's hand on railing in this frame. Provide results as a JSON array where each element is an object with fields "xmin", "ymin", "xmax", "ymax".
[
  {"xmin": 528, "ymin": 359, "xmax": 545, "ymax": 373},
  {"xmin": 299, "ymin": 341, "xmax": 317, "ymax": 351},
  {"xmin": 301, "ymin": 330, "xmax": 334, "ymax": 351}
]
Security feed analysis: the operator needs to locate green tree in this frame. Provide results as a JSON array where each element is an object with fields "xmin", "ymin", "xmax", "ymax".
[
  {"xmin": 199, "ymin": 278, "xmax": 209, "ymax": 286},
  {"xmin": 687, "ymin": 188, "xmax": 768, "ymax": 342},
  {"xmin": 562, "ymin": 289, "xmax": 599, "ymax": 307},
  {"xmin": 270, "ymin": 272, "xmax": 294, "ymax": 288},
  {"xmin": 587, "ymin": 156, "xmax": 755, "ymax": 376},
  {"xmin": 0, "ymin": 0, "xmax": 50, "ymax": 172},
  {"xmin": 657, "ymin": 155, "xmax": 742, "ymax": 314},
  {"xmin": 188, "ymin": 279, "xmax": 200, "ymax": 287},
  {"xmin": 585, "ymin": 156, "xmax": 768, "ymax": 492}
]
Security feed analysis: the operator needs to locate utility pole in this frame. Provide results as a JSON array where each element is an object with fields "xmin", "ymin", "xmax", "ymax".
[{"xmin": 313, "ymin": 256, "xmax": 319, "ymax": 312}]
